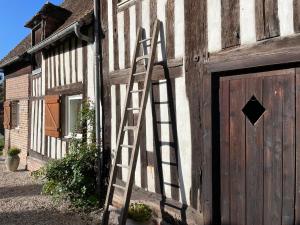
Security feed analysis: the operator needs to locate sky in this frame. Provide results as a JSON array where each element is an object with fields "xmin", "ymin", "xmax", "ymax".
[{"xmin": 0, "ymin": 0, "xmax": 63, "ymax": 60}]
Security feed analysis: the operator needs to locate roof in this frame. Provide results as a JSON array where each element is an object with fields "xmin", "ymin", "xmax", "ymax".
[
  {"xmin": 25, "ymin": 2, "xmax": 71, "ymax": 29},
  {"xmin": 0, "ymin": 0, "xmax": 93, "ymax": 68}
]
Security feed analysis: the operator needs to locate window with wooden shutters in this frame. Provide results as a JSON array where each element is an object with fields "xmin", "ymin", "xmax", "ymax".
[
  {"xmin": 3, "ymin": 101, "xmax": 11, "ymax": 129},
  {"xmin": 45, "ymin": 95, "xmax": 61, "ymax": 138}
]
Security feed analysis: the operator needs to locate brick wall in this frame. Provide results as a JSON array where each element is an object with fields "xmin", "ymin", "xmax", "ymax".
[
  {"xmin": 27, "ymin": 156, "xmax": 46, "ymax": 172},
  {"xmin": 4, "ymin": 74, "xmax": 29, "ymax": 169}
]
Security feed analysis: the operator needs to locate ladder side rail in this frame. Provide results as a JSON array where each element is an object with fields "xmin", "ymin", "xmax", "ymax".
[
  {"xmin": 102, "ymin": 27, "xmax": 142, "ymax": 225},
  {"xmin": 119, "ymin": 20, "xmax": 161, "ymax": 225}
]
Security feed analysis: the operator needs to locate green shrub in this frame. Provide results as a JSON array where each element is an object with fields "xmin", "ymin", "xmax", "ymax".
[
  {"xmin": 32, "ymin": 101, "xmax": 100, "ymax": 209},
  {"xmin": 128, "ymin": 203, "xmax": 152, "ymax": 222},
  {"xmin": 7, "ymin": 148, "xmax": 21, "ymax": 157},
  {"xmin": 0, "ymin": 138, "xmax": 4, "ymax": 151}
]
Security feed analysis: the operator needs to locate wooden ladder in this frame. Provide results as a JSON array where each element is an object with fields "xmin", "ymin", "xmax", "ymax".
[{"xmin": 101, "ymin": 19, "xmax": 161, "ymax": 225}]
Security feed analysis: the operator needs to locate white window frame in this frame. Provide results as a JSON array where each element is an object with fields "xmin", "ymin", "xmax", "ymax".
[{"xmin": 65, "ymin": 95, "xmax": 83, "ymax": 138}]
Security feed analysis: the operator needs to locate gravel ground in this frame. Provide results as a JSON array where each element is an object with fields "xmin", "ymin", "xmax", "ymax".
[{"xmin": 0, "ymin": 157, "xmax": 101, "ymax": 225}]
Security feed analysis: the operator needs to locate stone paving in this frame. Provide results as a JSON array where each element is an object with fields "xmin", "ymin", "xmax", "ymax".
[{"xmin": 0, "ymin": 157, "xmax": 100, "ymax": 225}]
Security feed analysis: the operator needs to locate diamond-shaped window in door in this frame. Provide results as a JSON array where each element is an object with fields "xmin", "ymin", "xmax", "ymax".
[{"xmin": 242, "ymin": 95, "xmax": 266, "ymax": 125}]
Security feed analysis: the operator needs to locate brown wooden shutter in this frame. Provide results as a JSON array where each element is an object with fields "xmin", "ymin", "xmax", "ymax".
[
  {"xmin": 3, "ymin": 101, "xmax": 11, "ymax": 129},
  {"xmin": 45, "ymin": 95, "xmax": 61, "ymax": 138}
]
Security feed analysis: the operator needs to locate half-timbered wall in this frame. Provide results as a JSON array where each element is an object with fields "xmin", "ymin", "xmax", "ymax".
[
  {"xmin": 106, "ymin": 0, "xmax": 300, "ymax": 217},
  {"xmin": 207, "ymin": 0, "xmax": 297, "ymax": 53},
  {"xmin": 30, "ymin": 32, "xmax": 94, "ymax": 161},
  {"xmin": 107, "ymin": 0, "xmax": 190, "ymax": 204}
]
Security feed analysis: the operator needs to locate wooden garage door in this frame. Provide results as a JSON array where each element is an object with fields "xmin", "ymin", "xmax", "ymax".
[{"xmin": 219, "ymin": 68, "xmax": 300, "ymax": 225}]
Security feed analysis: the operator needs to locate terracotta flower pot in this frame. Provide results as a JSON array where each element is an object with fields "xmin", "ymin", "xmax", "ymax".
[{"xmin": 5, "ymin": 155, "xmax": 20, "ymax": 172}]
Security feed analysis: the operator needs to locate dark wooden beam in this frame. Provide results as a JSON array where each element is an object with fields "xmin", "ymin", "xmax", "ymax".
[
  {"xmin": 109, "ymin": 58, "xmax": 183, "ymax": 85},
  {"xmin": 46, "ymin": 82, "xmax": 83, "ymax": 96},
  {"xmin": 185, "ymin": 0, "xmax": 209, "ymax": 224},
  {"xmin": 207, "ymin": 34, "xmax": 300, "ymax": 73}
]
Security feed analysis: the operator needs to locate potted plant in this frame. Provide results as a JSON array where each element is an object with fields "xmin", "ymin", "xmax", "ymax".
[
  {"xmin": 6, "ymin": 148, "xmax": 21, "ymax": 172},
  {"xmin": 127, "ymin": 203, "xmax": 153, "ymax": 225}
]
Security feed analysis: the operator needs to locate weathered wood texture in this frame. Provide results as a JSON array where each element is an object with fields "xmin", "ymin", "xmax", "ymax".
[
  {"xmin": 207, "ymin": 34, "xmax": 300, "ymax": 73},
  {"xmin": 221, "ymin": 0, "xmax": 240, "ymax": 48},
  {"xmin": 184, "ymin": 0, "xmax": 208, "ymax": 223},
  {"xmin": 109, "ymin": 58, "xmax": 183, "ymax": 85},
  {"xmin": 166, "ymin": 0, "xmax": 175, "ymax": 58},
  {"xmin": 255, "ymin": 0, "xmax": 280, "ymax": 40},
  {"xmin": 296, "ymin": 68, "xmax": 300, "ymax": 224},
  {"xmin": 295, "ymin": 0, "xmax": 300, "ymax": 33},
  {"xmin": 219, "ymin": 69, "xmax": 296, "ymax": 225},
  {"xmin": 101, "ymin": 0, "xmax": 112, "ymax": 197}
]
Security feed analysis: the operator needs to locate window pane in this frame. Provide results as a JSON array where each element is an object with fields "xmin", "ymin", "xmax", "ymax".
[{"xmin": 69, "ymin": 99, "xmax": 82, "ymax": 134}]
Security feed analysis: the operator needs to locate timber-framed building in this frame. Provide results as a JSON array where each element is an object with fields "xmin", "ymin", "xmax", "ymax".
[{"xmin": 2, "ymin": 0, "xmax": 300, "ymax": 224}]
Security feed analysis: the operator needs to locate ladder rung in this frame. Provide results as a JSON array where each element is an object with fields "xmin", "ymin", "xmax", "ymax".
[
  {"xmin": 127, "ymin": 107, "xmax": 140, "ymax": 111},
  {"xmin": 156, "ymin": 121, "xmax": 172, "ymax": 125},
  {"xmin": 117, "ymin": 164, "xmax": 129, "ymax": 169},
  {"xmin": 164, "ymin": 182, "xmax": 180, "ymax": 189},
  {"xmin": 139, "ymin": 38, "xmax": 152, "ymax": 43},
  {"xmin": 130, "ymin": 89, "xmax": 144, "ymax": 94},
  {"xmin": 154, "ymin": 101, "xmax": 169, "ymax": 104},
  {"xmin": 113, "ymin": 184, "xmax": 126, "ymax": 190},
  {"xmin": 133, "ymin": 71, "xmax": 146, "ymax": 77},
  {"xmin": 124, "ymin": 126, "xmax": 137, "ymax": 131},
  {"xmin": 136, "ymin": 55, "xmax": 149, "ymax": 62},
  {"xmin": 121, "ymin": 144, "xmax": 134, "ymax": 149},
  {"xmin": 161, "ymin": 161, "xmax": 177, "ymax": 167},
  {"xmin": 159, "ymin": 141, "xmax": 175, "ymax": 147},
  {"xmin": 108, "ymin": 205, "xmax": 122, "ymax": 213}
]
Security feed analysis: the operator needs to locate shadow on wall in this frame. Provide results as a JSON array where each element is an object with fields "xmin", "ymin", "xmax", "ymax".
[{"xmin": 144, "ymin": 23, "xmax": 188, "ymax": 224}]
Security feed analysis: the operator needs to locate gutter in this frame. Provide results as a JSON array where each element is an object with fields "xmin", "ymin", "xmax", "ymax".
[
  {"xmin": 27, "ymin": 21, "xmax": 93, "ymax": 54},
  {"xmin": 0, "ymin": 56, "xmax": 20, "ymax": 69}
]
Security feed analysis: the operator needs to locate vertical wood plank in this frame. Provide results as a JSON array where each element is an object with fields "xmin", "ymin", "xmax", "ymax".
[
  {"xmin": 294, "ymin": 0, "xmax": 300, "ymax": 32},
  {"xmin": 219, "ymin": 78, "xmax": 230, "ymax": 225},
  {"xmin": 166, "ymin": 0, "xmax": 175, "ymax": 58},
  {"xmin": 60, "ymin": 44, "xmax": 65, "ymax": 86},
  {"xmin": 74, "ymin": 38, "xmax": 78, "ymax": 83},
  {"xmin": 255, "ymin": 0, "xmax": 280, "ymax": 40},
  {"xmin": 82, "ymin": 41, "xmax": 88, "ymax": 100},
  {"xmin": 281, "ymin": 72, "xmax": 296, "ymax": 225},
  {"xmin": 56, "ymin": 47, "xmax": 61, "ymax": 86},
  {"xmin": 245, "ymin": 77, "xmax": 264, "ymax": 225},
  {"xmin": 229, "ymin": 79, "xmax": 245, "ymax": 225},
  {"xmin": 69, "ymin": 39, "xmax": 73, "ymax": 84},
  {"xmin": 113, "ymin": 0, "xmax": 120, "ymax": 70},
  {"xmin": 263, "ymin": 75, "xmax": 283, "ymax": 225},
  {"xmin": 101, "ymin": 0, "xmax": 111, "ymax": 199},
  {"xmin": 221, "ymin": 0, "xmax": 240, "ymax": 48},
  {"xmin": 295, "ymin": 68, "xmax": 300, "ymax": 224},
  {"xmin": 53, "ymin": 49, "xmax": 57, "ymax": 87},
  {"xmin": 185, "ymin": 0, "xmax": 208, "ymax": 220}
]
